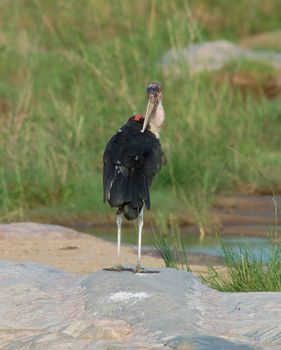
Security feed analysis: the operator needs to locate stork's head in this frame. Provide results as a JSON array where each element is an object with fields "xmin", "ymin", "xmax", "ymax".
[{"xmin": 141, "ymin": 81, "xmax": 162, "ymax": 133}]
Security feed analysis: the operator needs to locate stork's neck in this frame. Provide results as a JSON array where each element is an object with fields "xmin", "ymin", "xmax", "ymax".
[{"xmin": 149, "ymin": 100, "xmax": 165, "ymax": 138}]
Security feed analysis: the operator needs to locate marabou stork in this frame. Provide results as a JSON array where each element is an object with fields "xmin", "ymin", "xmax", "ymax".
[{"xmin": 103, "ymin": 82, "xmax": 165, "ymax": 273}]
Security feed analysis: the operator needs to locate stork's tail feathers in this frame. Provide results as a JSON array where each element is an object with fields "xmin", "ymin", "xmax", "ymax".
[{"xmin": 117, "ymin": 202, "xmax": 143, "ymax": 220}]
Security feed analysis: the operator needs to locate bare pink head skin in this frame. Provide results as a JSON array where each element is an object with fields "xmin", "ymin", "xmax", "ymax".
[{"xmin": 141, "ymin": 82, "xmax": 165, "ymax": 138}]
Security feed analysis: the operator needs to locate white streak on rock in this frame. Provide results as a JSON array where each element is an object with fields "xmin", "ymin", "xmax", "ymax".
[{"xmin": 109, "ymin": 292, "xmax": 150, "ymax": 305}]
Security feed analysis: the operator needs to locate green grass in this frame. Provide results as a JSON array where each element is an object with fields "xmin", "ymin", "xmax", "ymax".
[
  {"xmin": 155, "ymin": 231, "xmax": 281, "ymax": 292},
  {"xmin": 0, "ymin": 1, "xmax": 281, "ymax": 224},
  {"xmin": 222, "ymin": 58, "xmax": 276, "ymax": 75},
  {"xmin": 202, "ymin": 238, "xmax": 281, "ymax": 292},
  {"xmin": 154, "ymin": 216, "xmax": 191, "ymax": 271}
]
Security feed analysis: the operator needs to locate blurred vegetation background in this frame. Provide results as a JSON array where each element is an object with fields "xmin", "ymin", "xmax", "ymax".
[{"xmin": 0, "ymin": 0, "xmax": 280, "ymax": 226}]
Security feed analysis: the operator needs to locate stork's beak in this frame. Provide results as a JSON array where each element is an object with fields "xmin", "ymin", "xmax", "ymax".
[{"xmin": 141, "ymin": 94, "xmax": 158, "ymax": 133}]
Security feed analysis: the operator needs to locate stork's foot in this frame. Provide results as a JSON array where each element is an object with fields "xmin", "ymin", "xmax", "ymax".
[
  {"xmin": 103, "ymin": 265, "xmax": 134, "ymax": 272},
  {"xmin": 134, "ymin": 265, "xmax": 160, "ymax": 274}
]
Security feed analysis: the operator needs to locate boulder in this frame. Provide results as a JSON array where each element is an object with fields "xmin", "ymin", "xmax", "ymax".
[
  {"xmin": 161, "ymin": 40, "xmax": 281, "ymax": 74},
  {"xmin": 0, "ymin": 262, "xmax": 280, "ymax": 349}
]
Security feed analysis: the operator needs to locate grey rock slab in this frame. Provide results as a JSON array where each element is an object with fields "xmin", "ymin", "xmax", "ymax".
[
  {"xmin": 0, "ymin": 261, "xmax": 281, "ymax": 349},
  {"xmin": 0, "ymin": 222, "xmax": 86, "ymax": 239},
  {"xmin": 161, "ymin": 40, "xmax": 281, "ymax": 74}
]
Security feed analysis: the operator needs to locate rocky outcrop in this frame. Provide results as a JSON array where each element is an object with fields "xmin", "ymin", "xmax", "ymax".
[
  {"xmin": 161, "ymin": 40, "xmax": 281, "ymax": 73},
  {"xmin": 0, "ymin": 222, "xmax": 84, "ymax": 239},
  {"xmin": 1, "ymin": 262, "xmax": 280, "ymax": 349}
]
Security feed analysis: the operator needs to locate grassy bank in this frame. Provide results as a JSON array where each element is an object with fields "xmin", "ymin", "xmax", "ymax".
[
  {"xmin": 0, "ymin": 1, "xmax": 281, "ymax": 224},
  {"xmin": 155, "ymin": 231, "xmax": 281, "ymax": 292},
  {"xmin": 203, "ymin": 239, "xmax": 281, "ymax": 292}
]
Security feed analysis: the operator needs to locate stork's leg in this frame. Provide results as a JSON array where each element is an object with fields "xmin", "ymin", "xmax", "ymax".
[
  {"xmin": 134, "ymin": 208, "xmax": 159, "ymax": 274},
  {"xmin": 135, "ymin": 208, "xmax": 144, "ymax": 272},
  {"xmin": 116, "ymin": 213, "xmax": 122, "ymax": 268},
  {"xmin": 103, "ymin": 213, "xmax": 133, "ymax": 272}
]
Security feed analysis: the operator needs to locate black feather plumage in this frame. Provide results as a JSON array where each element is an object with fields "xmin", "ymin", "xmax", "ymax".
[{"xmin": 103, "ymin": 116, "xmax": 165, "ymax": 220}]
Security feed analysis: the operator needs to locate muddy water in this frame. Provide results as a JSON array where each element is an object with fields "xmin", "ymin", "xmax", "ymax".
[{"xmin": 73, "ymin": 195, "xmax": 280, "ymax": 261}]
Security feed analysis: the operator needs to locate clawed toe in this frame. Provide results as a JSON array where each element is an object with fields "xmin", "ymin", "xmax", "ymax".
[
  {"xmin": 103, "ymin": 265, "xmax": 134, "ymax": 272},
  {"xmin": 103, "ymin": 265, "xmax": 159, "ymax": 273},
  {"xmin": 134, "ymin": 265, "xmax": 160, "ymax": 274}
]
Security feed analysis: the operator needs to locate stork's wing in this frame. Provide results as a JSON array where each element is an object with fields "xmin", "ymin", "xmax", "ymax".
[
  {"xmin": 103, "ymin": 140, "xmax": 115, "ymax": 203},
  {"xmin": 103, "ymin": 119, "xmax": 165, "ymax": 210}
]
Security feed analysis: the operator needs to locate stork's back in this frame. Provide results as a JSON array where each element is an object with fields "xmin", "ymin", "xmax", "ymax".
[{"xmin": 103, "ymin": 116, "xmax": 165, "ymax": 220}]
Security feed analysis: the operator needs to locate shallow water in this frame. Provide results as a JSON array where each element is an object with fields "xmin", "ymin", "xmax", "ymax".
[
  {"xmin": 75, "ymin": 224, "xmax": 275, "ymax": 259},
  {"xmin": 73, "ymin": 194, "xmax": 280, "ymax": 260}
]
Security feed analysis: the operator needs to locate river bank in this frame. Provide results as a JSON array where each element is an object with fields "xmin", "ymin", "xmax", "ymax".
[
  {"xmin": 0, "ymin": 222, "xmax": 222, "ymax": 276},
  {"xmin": 0, "ymin": 194, "xmax": 279, "ymax": 277}
]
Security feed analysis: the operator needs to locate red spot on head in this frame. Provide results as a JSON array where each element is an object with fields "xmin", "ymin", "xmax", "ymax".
[{"xmin": 131, "ymin": 114, "xmax": 144, "ymax": 122}]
